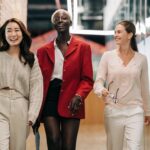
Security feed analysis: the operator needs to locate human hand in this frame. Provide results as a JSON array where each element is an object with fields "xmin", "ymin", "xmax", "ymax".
[
  {"xmin": 32, "ymin": 119, "xmax": 40, "ymax": 134},
  {"xmin": 68, "ymin": 95, "xmax": 82, "ymax": 116},
  {"xmin": 101, "ymin": 88, "xmax": 109, "ymax": 98},
  {"xmin": 145, "ymin": 116, "xmax": 150, "ymax": 126},
  {"xmin": 28, "ymin": 121, "xmax": 33, "ymax": 126}
]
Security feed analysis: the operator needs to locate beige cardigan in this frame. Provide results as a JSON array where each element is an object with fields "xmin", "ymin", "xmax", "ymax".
[
  {"xmin": 0, "ymin": 51, "xmax": 43, "ymax": 124},
  {"xmin": 94, "ymin": 50, "xmax": 150, "ymax": 116}
]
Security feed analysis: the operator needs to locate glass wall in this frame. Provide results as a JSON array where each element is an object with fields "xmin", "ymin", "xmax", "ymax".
[
  {"xmin": 68, "ymin": 0, "xmax": 150, "ymax": 36},
  {"xmin": 67, "ymin": 0, "xmax": 150, "ymax": 81}
]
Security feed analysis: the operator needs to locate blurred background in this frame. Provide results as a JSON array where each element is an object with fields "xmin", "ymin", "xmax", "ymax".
[{"xmin": 0, "ymin": 0, "xmax": 150, "ymax": 149}]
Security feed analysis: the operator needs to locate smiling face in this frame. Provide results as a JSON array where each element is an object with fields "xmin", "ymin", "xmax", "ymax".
[
  {"xmin": 114, "ymin": 24, "xmax": 132, "ymax": 46},
  {"xmin": 52, "ymin": 10, "xmax": 71, "ymax": 32},
  {"xmin": 5, "ymin": 22, "xmax": 23, "ymax": 47}
]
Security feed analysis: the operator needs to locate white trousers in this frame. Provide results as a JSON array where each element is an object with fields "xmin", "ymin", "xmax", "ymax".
[
  {"xmin": 0, "ymin": 89, "xmax": 30, "ymax": 150},
  {"xmin": 104, "ymin": 105, "xmax": 144, "ymax": 150}
]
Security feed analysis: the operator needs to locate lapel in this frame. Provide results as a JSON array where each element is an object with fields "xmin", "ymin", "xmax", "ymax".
[
  {"xmin": 45, "ymin": 41, "xmax": 55, "ymax": 63},
  {"xmin": 65, "ymin": 37, "xmax": 79, "ymax": 57},
  {"xmin": 44, "ymin": 37, "xmax": 79, "ymax": 62}
]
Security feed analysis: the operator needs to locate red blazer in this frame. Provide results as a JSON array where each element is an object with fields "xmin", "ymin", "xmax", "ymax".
[{"xmin": 37, "ymin": 37, "xmax": 93, "ymax": 119}]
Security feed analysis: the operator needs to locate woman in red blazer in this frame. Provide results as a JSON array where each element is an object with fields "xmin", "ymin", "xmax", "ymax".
[{"xmin": 37, "ymin": 9, "xmax": 93, "ymax": 150}]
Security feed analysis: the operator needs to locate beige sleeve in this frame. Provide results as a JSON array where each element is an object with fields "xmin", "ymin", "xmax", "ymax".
[
  {"xmin": 28, "ymin": 55, "xmax": 43, "ymax": 124},
  {"xmin": 93, "ymin": 52, "xmax": 108, "ymax": 98},
  {"xmin": 141, "ymin": 56, "xmax": 150, "ymax": 116}
]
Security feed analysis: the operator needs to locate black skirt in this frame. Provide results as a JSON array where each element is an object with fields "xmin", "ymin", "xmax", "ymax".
[{"xmin": 42, "ymin": 78, "xmax": 62, "ymax": 118}]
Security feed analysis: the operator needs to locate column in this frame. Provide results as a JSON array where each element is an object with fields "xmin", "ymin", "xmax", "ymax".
[{"xmin": 0, "ymin": 0, "xmax": 27, "ymax": 26}]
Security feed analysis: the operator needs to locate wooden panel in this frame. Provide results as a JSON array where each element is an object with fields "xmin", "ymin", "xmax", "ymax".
[
  {"xmin": 81, "ymin": 90, "xmax": 105, "ymax": 125},
  {"xmin": 143, "ymin": 126, "xmax": 150, "ymax": 150}
]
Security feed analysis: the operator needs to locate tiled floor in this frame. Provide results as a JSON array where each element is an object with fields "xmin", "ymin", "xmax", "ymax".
[{"xmin": 27, "ymin": 123, "xmax": 150, "ymax": 150}]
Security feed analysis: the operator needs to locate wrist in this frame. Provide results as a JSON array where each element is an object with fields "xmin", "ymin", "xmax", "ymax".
[{"xmin": 75, "ymin": 94, "xmax": 82, "ymax": 101}]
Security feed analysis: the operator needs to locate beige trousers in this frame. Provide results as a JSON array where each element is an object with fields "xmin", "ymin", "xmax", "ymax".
[
  {"xmin": 0, "ymin": 89, "xmax": 29, "ymax": 150},
  {"xmin": 104, "ymin": 105, "xmax": 144, "ymax": 150}
]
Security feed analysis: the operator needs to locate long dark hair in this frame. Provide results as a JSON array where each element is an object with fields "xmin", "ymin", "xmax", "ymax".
[
  {"xmin": 118, "ymin": 20, "xmax": 138, "ymax": 52},
  {"xmin": 0, "ymin": 18, "xmax": 35, "ymax": 68}
]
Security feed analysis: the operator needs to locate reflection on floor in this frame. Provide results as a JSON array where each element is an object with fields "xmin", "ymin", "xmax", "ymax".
[
  {"xmin": 27, "ymin": 123, "xmax": 150, "ymax": 150},
  {"xmin": 27, "ymin": 124, "xmax": 107, "ymax": 150}
]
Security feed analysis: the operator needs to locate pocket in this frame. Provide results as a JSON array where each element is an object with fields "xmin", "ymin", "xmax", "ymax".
[{"xmin": 133, "ymin": 106, "xmax": 144, "ymax": 114}]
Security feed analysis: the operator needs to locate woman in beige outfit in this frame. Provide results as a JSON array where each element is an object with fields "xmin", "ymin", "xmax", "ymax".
[
  {"xmin": 94, "ymin": 21, "xmax": 150, "ymax": 150},
  {"xmin": 0, "ymin": 18, "xmax": 43, "ymax": 150}
]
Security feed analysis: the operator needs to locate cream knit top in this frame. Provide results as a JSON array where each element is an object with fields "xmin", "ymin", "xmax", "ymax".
[
  {"xmin": 0, "ymin": 51, "xmax": 43, "ymax": 124},
  {"xmin": 94, "ymin": 50, "xmax": 150, "ymax": 116}
]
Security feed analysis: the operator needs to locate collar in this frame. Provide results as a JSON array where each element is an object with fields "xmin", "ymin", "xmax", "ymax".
[{"xmin": 54, "ymin": 36, "xmax": 72, "ymax": 48}]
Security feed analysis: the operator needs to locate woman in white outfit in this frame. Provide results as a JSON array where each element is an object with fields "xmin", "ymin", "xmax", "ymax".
[
  {"xmin": 0, "ymin": 18, "xmax": 43, "ymax": 150},
  {"xmin": 94, "ymin": 20, "xmax": 150, "ymax": 150}
]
